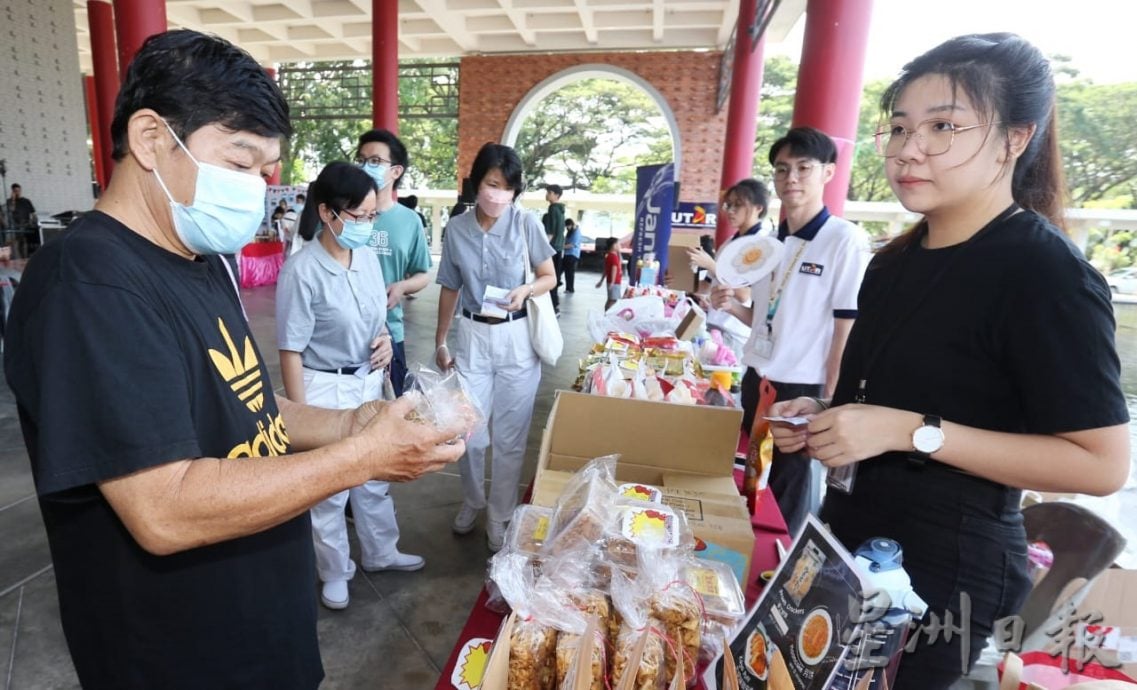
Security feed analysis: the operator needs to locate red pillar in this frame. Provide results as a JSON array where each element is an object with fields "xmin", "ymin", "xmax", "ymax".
[
  {"xmin": 88, "ymin": 0, "xmax": 118, "ymax": 187},
  {"xmin": 372, "ymin": 0, "xmax": 399, "ymax": 133},
  {"xmin": 264, "ymin": 67, "xmax": 282, "ymax": 186},
  {"xmin": 84, "ymin": 76, "xmax": 107, "ymax": 190},
  {"xmin": 113, "ymin": 0, "xmax": 167, "ymax": 79},
  {"xmin": 790, "ymin": 0, "xmax": 874, "ymax": 217},
  {"xmin": 715, "ymin": 0, "xmax": 767, "ymax": 249}
]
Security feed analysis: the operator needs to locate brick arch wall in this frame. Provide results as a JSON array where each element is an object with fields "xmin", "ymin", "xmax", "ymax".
[{"xmin": 457, "ymin": 51, "xmax": 728, "ymax": 203}]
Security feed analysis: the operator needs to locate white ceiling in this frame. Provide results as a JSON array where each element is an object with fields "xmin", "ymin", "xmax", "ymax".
[{"xmin": 72, "ymin": 0, "xmax": 805, "ymax": 72}]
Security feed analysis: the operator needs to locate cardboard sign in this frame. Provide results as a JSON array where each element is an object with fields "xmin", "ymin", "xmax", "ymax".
[{"xmin": 705, "ymin": 516, "xmax": 873, "ymax": 690}]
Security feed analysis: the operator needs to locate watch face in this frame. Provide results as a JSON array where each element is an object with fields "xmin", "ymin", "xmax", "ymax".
[{"xmin": 913, "ymin": 425, "xmax": 945, "ymax": 454}]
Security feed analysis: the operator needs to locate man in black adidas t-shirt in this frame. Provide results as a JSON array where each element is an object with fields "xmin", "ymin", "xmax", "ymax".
[{"xmin": 2, "ymin": 31, "xmax": 469, "ymax": 689}]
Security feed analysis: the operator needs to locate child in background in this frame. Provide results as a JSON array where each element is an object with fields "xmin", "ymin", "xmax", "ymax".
[{"xmin": 596, "ymin": 237, "xmax": 623, "ymax": 310}]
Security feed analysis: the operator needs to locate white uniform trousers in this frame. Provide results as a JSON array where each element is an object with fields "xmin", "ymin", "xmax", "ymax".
[
  {"xmin": 303, "ymin": 368, "xmax": 401, "ymax": 583},
  {"xmin": 452, "ymin": 316, "xmax": 542, "ymax": 525}
]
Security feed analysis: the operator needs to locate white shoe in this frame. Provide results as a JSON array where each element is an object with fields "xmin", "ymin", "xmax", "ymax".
[
  {"xmin": 487, "ymin": 520, "xmax": 506, "ymax": 552},
  {"xmin": 364, "ymin": 551, "xmax": 426, "ymax": 572},
  {"xmin": 320, "ymin": 580, "xmax": 349, "ymax": 610},
  {"xmin": 452, "ymin": 504, "xmax": 480, "ymax": 535}
]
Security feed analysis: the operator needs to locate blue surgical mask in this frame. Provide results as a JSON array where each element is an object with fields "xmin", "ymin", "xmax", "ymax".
[
  {"xmin": 361, "ymin": 162, "xmax": 389, "ymax": 189},
  {"xmin": 152, "ymin": 120, "xmax": 267, "ymax": 255},
  {"xmin": 331, "ymin": 211, "xmax": 373, "ymax": 250}
]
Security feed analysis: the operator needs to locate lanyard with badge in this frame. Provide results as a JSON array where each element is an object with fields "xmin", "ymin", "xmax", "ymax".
[
  {"xmin": 826, "ymin": 203, "xmax": 1019, "ymax": 494},
  {"xmin": 753, "ymin": 239, "xmax": 810, "ymax": 359}
]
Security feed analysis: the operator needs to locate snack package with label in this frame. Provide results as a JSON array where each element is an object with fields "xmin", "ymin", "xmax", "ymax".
[
  {"xmin": 504, "ymin": 504, "xmax": 555, "ymax": 559},
  {"xmin": 680, "ymin": 556, "xmax": 746, "ymax": 665},
  {"xmin": 488, "ymin": 553, "xmax": 564, "ymax": 690},
  {"xmin": 543, "ymin": 455, "xmax": 620, "ymax": 555},
  {"xmin": 403, "ymin": 363, "xmax": 486, "ymax": 440},
  {"xmin": 604, "ymin": 503, "xmax": 694, "ymax": 569},
  {"xmin": 609, "ymin": 567, "xmax": 666, "ymax": 690}
]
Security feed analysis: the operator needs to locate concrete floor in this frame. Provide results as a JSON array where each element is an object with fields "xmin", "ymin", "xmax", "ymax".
[{"xmin": 0, "ymin": 262, "xmax": 608, "ymax": 689}]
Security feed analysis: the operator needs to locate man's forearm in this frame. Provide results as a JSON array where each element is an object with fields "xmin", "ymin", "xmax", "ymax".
[
  {"xmin": 278, "ymin": 396, "xmax": 354, "ymax": 452},
  {"xmin": 99, "ymin": 437, "xmax": 369, "ymax": 556}
]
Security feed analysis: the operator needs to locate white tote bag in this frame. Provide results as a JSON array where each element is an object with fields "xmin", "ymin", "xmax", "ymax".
[{"xmin": 521, "ymin": 227, "xmax": 563, "ymax": 366}]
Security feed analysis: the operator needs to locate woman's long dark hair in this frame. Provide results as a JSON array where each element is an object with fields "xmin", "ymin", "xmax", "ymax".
[
  {"xmin": 297, "ymin": 162, "xmax": 378, "ymax": 241},
  {"xmin": 878, "ymin": 33, "xmax": 1066, "ymax": 256}
]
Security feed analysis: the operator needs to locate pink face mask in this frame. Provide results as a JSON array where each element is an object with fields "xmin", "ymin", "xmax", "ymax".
[{"xmin": 477, "ymin": 187, "xmax": 514, "ymax": 218}]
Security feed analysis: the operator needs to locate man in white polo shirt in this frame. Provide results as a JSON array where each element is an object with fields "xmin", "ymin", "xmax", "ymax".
[{"xmin": 713, "ymin": 126, "xmax": 869, "ymax": 534}]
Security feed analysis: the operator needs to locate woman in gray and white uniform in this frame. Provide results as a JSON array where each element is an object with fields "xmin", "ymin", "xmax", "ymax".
[
  {"xmin": 277, "ymin": 162, "xmax": 423, "ymax": 612},
  {"xmin": 434, "ymin": 143, "xmax": 556, "ymax": 552}
]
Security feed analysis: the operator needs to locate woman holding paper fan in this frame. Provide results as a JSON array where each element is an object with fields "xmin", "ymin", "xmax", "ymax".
[
  {"xmin": 686, "ymin": 177, "xmax": 771, "ymax": 282},
  {"xmin": 277, "ymin": 162, "xmax": 424, "ymax": 613},
  {"xmin": 769, "ymin": 34, "xmax": 1129, "ymax": 688},
  {"xmin": 434, "ymin": 143, "xmax": 557, "ymax": 552}
]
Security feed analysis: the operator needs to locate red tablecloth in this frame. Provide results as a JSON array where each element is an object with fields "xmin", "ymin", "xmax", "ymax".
[
  {"xmin": 239, "ymin": 241, "xmax": 284, "ymax": 287},
  {"xmin": 435, "ymin": 484, "xmax": 790, "ymax": 689}
]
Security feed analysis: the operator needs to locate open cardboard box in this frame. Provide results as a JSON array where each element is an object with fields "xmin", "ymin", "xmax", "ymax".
[
  {"xmin": 666, "ymin": 233, "xmax": 702, "ymax": 294},
  {"xmin": 532, "ymin": 391, "xmax": 756, "ymax": 586}
]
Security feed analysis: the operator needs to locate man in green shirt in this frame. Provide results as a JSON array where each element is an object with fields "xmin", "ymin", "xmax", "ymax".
[
  {"xmin": 543, "ymin": 183, "xmax": 565, "ymax": 313},
  {"xmin": 356, "ymin": 129, "xmax": 432, "ymax": 395}
]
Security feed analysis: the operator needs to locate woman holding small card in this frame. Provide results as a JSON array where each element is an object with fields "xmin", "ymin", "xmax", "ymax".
[
  {"xmin": 768, "ymin": 34, "xmax": 1129, "ymax": 688},
  {"xmin": 434, "ymin": 143, "xmax": 557, "ymax": 552}
]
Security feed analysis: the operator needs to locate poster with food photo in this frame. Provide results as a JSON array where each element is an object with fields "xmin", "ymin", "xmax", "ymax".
[{"xmin": 706, "ymin": 516, "xmax": 872, "ymax": 690}]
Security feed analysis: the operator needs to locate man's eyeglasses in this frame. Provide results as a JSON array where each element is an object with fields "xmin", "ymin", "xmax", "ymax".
[
  {"xmin": 356, "ymin": 155, "xmax": 393, "ymax": 167},
  {"xmin": 874, "ymin": 119, "xmax": 1000, "ymax": 158},
  {"xmin": 772, "ymin": 162, "xmax": 819, "ymax": 181},
  {"xmin": 337, "ymin": 208, "xmax": 379, "ymax": 223}
]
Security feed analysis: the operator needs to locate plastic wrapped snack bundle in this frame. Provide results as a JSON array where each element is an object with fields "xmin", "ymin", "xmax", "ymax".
[
  {"xmin": 543, "ymin": 455, "xmax": 620, "ymax": 555},
  {"xmin": 638, "ymin": 549, "xmax": 702, "ymax": 687},
  {"xmin": 488, "ymin": 552, "xmax": 571, "ymax": 690},
  {"xmin": 679, "ymin": 556, "xmax": 746, "ymax": 664},
  {"xmin": 403, "ymin": 363, "xmax": 487, "ymax": 440},
  {"xmin": 503, "ymin": 504, "xmax": 555, "ymax": 560},
  {"xmin": 609, "ymin": 567, "xmax": 666, "ymax": 690}
]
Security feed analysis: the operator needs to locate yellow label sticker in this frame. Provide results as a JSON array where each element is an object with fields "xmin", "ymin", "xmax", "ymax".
[
  {"xmin": 533, "ymin": 515, "xmax": 550, "ymax": 542},
  {"xmin": 687, "ymin": 567, "xmax": 721, "ymax": 597}
]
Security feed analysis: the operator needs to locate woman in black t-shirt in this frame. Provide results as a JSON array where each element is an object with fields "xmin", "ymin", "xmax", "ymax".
[{"xmin": 769, "ymin": 34, "xmax": 1130, "ymax": 689}]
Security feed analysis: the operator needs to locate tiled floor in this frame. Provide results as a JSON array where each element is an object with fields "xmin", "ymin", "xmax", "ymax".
[{"xmin": 0, "ymin": 261, "xmax": 608, "ymax": 689}]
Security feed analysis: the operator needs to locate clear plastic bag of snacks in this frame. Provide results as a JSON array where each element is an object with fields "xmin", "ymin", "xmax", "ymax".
[
  {"xmin": 488, "ymin": 553, "xmax": 568, "ymax": 690},
  {"xmin": 403, "ymin": 363, "xmax": 486, "ymax": 439},
  {"xmin": 604, "ymin": 502, "xmax": 695, "ymax": 570},
  {"xmin": 543, "ymin": 455, "xmax": 620, "ymax": 555},
  {"xmin": 504, "ymin": 504, "xmax": 555, "ymax": 559},
  {"xmin": 637, "ymin": 548, "xmax": 702, "ymax": 688},
  {"xmin": 609, "ymin": 567, "xmax": 666, "ymax": 690}
]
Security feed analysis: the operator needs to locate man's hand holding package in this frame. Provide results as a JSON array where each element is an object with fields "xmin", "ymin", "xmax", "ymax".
[{"xmin": 349, "ymin": 394, "xmax": 469, "ymax": 482}]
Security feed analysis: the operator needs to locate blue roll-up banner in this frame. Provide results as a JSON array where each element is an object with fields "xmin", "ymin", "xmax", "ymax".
[{"xmin": 631, "ymin": 162, "xmax": 675, "ymax": 285}]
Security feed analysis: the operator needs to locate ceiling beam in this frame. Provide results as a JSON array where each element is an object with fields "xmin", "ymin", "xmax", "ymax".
[
  {"xmin": 574, "ymin": 0, "xmax": 598, "ymax": 44},
  {"xmin": 718, "ymin": 0, "xmax": 739, "ymax": 45},
  {"xmin": 409, "ymin": 0, "xmax": 476, "ymax": 51},
  {"xmin": 500, "ymin": 0, "xmax": 538, "ymax": 46},
  {"xmin": 652, "ymin": 0, "xmax": 664, "ymax": 42}
]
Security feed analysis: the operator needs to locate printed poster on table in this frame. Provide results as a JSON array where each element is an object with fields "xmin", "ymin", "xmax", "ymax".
[
  {"xmin": 631, "ymin": 163, "xmax": 675, "ymax": 283},
  {"xmin": 705, "ymin": 515, "xmax": 873, "ymax": 690}
]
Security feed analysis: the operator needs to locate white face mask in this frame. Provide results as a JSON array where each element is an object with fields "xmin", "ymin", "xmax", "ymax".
[{"xmin": 151, "ymin": 119, "xmax": 268, "ymax": 255}]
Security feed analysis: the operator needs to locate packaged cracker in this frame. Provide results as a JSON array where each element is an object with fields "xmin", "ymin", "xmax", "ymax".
[
  {"xmin": 403, "ymin": 363, "xmax": 486, "ymax": 439},
  {"xmin": 639, "ymin": 550, "xmax": 702, "ymax": 687},
  {"xmin": 544, "ymin": 455, "xmax": 619, "ymax": 555},
  {"xmin": 488, "ymin": 553, "xmax": 561, "ymax": 690},
  {"xmin": 609, "ymin": 567, "xmax": 665, "ymax": 690},
  {"xmin": 680, "ymin": 556, "xmax": 746, "ymax": 665},
  {"xmin": 504, "ymin": 505, "xmax": 554, "ymax": 559},
  {"xmin": 604, "ymin": 503, "xmax": 694, "ymax": 570}
]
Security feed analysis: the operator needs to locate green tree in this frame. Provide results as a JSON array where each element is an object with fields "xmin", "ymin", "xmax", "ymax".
[
  {"xmin": 846, "ymin": 78, "xmax": 893, "ymax": 202},
  {"xmin": 278, "ymin": 60, "xmax": 459, "ymax": 188},
  {"xmin": 1058, "ymin": 80, "xmax": 1137, "ymax": 205},
  {"xmin": 751, "ymin": 55, "xmax": 797, "ymax": 178},
  {"xmin": 513, "ymin": 78, "xmax": 672, "ymax": 193}
]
